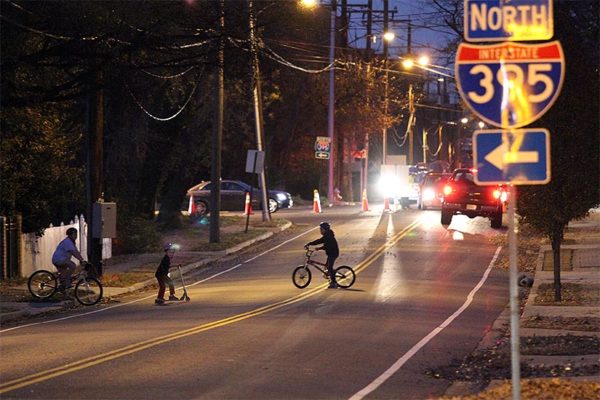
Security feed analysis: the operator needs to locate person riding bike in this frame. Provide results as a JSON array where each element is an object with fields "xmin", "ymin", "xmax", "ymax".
[
  {"xmin": 305, "ymin": 222, "xmax": 339, "ymax": 289},
  {"xmin": 51, "ymin": 227, "xmax": 85, "ymax": 297}
]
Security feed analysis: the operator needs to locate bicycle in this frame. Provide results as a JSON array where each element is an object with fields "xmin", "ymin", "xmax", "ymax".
[
  {"xmin": 28, "ymin": 261, "xmax": 103, "ymax": 306},
  {"xmin": 292, "ymin": 247, "xmax": 356, "ymax": 289}
]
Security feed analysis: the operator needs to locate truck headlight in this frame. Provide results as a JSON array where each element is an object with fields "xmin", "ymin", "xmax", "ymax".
[
  {"xmin": 422, "ymin": 188, "xmax": 435, "ymax": 201},
  {"xmin": 378, "ymin": 175, "xmax": 400, "ymax": 198}
]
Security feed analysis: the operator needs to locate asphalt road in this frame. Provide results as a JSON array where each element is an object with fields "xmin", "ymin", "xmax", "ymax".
[{"xmin": 0, "ymin": 205, "xmax": 509, "ymax": 400}]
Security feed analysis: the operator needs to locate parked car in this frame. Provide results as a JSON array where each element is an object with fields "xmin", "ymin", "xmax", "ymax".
[
  {"xmin": 441, "ymin": 168, "xmax": 507, "ymax": 228},
  {"xmin": 187, "ymin": 180, "xmax": 293, "ymax": 215},
  {"xmin": 417, "ymin": 172, "xmax": 451, "ymax": 210}
]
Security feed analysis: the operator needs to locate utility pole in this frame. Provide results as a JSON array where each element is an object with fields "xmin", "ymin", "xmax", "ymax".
[
  {"xmin": 248, "ymin": 1, "xmax": 271, "ymax": 222},
  {"xmin": 422, "ymin": 128, "xmax": 427, "ymax": 164},
  {"xmin": 408, "ymin": 82, "xmax": 414, "ymax": 165},
  {"xmin": 363, "ymin": 0, "xmax": 372, "ymax": 201},
  {"xmin": 327, "ymin": 0, "xmax": 336, "ymax": 203},
  {"xmin": 86, "ymin": 71, "xmax": 103, "ymax": 273},
  {"xmin": 382, "ymin": 0, "xmax": 389, "ymax": 166},
  {"xmin": 210, "ymin": 0, "xmax": 224, "ymax": 243},
  {"xmin": 406, "ymin": 21, "xmax": 415, "ymax": 165},
  {"xmin": 366, "ymin": 0, "xmax": 372, "ymax": 54}
]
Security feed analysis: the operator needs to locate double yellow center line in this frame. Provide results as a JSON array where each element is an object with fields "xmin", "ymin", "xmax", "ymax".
[{"xmin": 0, "ymin": 218, "xmax": 421, "ymax": 394}]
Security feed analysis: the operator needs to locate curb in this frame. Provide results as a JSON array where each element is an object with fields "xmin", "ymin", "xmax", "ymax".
[
  {"xmin": 443, "ymin": 242, "xmax": 600, "ymax": 397},
  {"xmin": 1, "ymin": 221, "xmax": 294, "ymax": 324}
]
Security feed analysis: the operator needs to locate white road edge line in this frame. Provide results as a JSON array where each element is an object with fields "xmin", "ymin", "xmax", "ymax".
[
  {"xmin": 348, "ymin": 245, "xmax": 503, "ymax": 400},
  {"xmin": 0, "ymin": 227, "xmax": 319, "ymax": 333}
]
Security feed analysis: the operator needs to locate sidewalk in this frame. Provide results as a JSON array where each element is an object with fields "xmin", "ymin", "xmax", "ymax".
[
  {"xmin": 0, "ymin": 219, "xmax": 293, "ymax": 324},
  {"xmin": 444, "ymin": 210, "xmax": 600, "ymax": 397}
]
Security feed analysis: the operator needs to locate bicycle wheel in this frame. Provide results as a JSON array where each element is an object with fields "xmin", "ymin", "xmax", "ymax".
[
  {"xmin": 74, "ymin": 277, "xmax": 103, "ymax": 305},
  {"xmin": 335, "ymin": 266, "xmax": 356, "ymax": 289},
  {"xmin": 28, "ymin": 270, "xmax": 58, "ymax": 299},
  {"xmin": 292, "ymin": 266, "xmax": 311, "ymax": 289}
]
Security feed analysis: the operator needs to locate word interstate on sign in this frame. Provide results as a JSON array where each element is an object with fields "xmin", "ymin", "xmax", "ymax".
[
  {"xmin": 465, "ymin": 0, "xmax": 553, "ymax": 42},
  {"xmin": 477, "ymin": 45, "xmax": 539, "ymax": 60}
]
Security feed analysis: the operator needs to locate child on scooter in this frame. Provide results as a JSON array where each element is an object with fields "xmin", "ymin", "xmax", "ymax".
[{"xmin": 155, "ymin": 243, "xmax": 179, "ymax": 304}]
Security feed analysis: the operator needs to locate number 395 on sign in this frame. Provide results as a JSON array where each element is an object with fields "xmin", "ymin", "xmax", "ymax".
[{"xmin": 455, "ymin": 41, "xmax": 564, "ymax": 129}]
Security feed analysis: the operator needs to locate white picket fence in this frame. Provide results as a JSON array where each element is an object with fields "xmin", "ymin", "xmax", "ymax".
[{"xmin": 20, "ymin": 215, "xmax": 112, "ymax": 277}]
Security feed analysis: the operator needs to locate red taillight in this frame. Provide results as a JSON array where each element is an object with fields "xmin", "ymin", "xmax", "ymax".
[
  {"xmin": 443, "ymin": 185, "xmax": 453, "ymax": 196},
  {"xmin": 493, "ymin": 189, "xmax": 508, "ymax": 202}
]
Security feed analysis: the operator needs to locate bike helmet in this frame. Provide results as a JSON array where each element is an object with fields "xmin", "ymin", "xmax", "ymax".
[
  {"xmin": 319, "ymin": 222, "xmax": 331, "ymax": 231},
  {"xmin": 164, "ymin": 243, "xmax": 175, "ymax": 252}
]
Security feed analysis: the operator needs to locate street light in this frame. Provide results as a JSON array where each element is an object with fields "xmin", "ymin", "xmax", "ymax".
[{"xmin": 383, "ymin": 31, "xmax": 395, "ymax": 42}]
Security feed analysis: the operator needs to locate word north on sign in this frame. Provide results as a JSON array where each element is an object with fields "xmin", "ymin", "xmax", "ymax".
[
  {"xmin": 473, "ymin": 129, "xmax": 550, "ymax": 185},
  {"xmin": 456, "ymin": 41, "xmax": 564, "ymax": 129},
  {"xmin": 465, "ymin": 0, "xmax": 553, "ymax": 42}
]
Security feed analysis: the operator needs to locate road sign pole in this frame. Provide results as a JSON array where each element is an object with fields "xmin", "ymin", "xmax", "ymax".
[{"xmin": 508, "ymin": 185, "xmax": 521, "ymax": 400}]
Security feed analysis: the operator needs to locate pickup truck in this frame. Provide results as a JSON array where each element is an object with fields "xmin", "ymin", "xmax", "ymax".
[{"xmin": 441, "ymin": 168, "xmax": 507, "ymax": 228}]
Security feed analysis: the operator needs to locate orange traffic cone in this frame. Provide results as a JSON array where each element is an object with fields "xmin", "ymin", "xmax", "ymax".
[
  {"xmin": 188, "ymin": 195, "xmax": 196, "ymax": 214},
  {"xmin": 361, "ymin": 189, "xmax": 369, "ymax": 211},
  {"xmin": 313, "ymin": 189, "xmax": 322, "ymax": 213},
  {"xmin": 383, "ymin": 197, "xmax": 390, "ymax": 212},
  {"xmin": 244, "ymin": 191, "xmax": 253, "ymax": 215}
]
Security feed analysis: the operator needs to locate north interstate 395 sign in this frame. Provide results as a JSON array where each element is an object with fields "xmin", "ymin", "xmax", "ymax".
[
  {"xmin": 455, "ymin": 41, "xmax": 564, "ymax": 129},
  {"xmin": 464, "ymin": 0, "xmax": 553, "ymax": 42}
]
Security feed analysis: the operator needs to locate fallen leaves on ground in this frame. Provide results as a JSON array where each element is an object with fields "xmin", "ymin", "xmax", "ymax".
[
  {"xmin": 523, "ymin": 315, "xmax": 600, "ymax": 332},
  {"xmin": 441, "ymin": 378, "xmax": 600, "ymax": 399},
  {"xmin": 534, "ymin": 283, "xmax": 600, "ymax": 306},
  {"xmin": 428, "ymin": 334, "xmax": 599, "ymax": 385}
]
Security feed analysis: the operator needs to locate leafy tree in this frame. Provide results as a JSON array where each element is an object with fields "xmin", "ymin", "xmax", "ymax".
[
  {"xmin": 517, "ymin": 1, "xmax": 600, "ymax": 301},
  {"xmin": 0, "ymin": 105, "xmax": 85, "ymax": 233},
  {"xmin": 425, "ymin": 0, "xmax": 599, "ymax": 301}
]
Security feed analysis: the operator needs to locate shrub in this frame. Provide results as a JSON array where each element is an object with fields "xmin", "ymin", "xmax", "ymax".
[{"xmin": 112, "ymin": 215, "xmax": 160, "ymax": 255}]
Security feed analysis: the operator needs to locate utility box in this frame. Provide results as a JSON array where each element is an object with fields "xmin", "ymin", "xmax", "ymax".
[{"xmin": 92, "ymin": 202, "xmax": 117, "ymax": 238}]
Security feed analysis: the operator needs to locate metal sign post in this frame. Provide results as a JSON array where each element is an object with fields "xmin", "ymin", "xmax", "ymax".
[
  {"xmin": 245, "ymin": 150, "xmax": 267, "ymax": 231},
  {"xmin": 457, "ymin": 1, "xmax": 562, "ymax": 398},
  {"xmin": 507, "ymin": 184, "xmax": 520, "ymax": 399}
]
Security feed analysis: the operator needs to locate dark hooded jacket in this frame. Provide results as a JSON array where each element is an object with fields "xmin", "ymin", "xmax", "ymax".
[{"xmin": 307, "ymin": 229, "xmax": 339, "ymax": 258}]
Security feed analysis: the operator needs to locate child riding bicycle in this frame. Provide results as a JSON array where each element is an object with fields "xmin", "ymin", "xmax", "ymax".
[{"xmin": 305, "ymin": 222, "xmax": 339, "ymax": 289}]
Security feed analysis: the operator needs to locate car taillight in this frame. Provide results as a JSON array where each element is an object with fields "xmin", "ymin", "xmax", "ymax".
[
  {"xmin": 443, "ymin": 184, "xmax": 453, "ymax": 196},
  {"xmin": 493, "ymin": 189, "xmax": 508, "ymax": 202}
]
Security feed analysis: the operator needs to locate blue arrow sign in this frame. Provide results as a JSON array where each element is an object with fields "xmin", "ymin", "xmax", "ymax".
[
  {"xmin": 473, "ymin": 129, "xmax": 551, "ymax": 185},
  {"xmin": 465, "ymin": 0, "xmax": 554, "ymax": 42}
]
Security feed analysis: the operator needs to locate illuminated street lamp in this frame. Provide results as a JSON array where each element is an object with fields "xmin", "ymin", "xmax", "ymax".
[
  {"xmin": 417, "ymin": 55, "xmax": 430, "ymax": 66},
  {"xmin": 383, "ymin": 31, "xmax": 395, "ymax": 42},
  {"xmin": 401, "ymin": 58, "xmax": 414, "ymax": 70}
]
